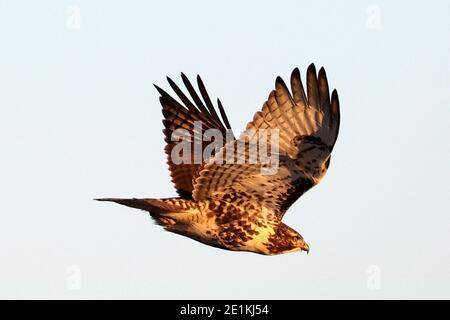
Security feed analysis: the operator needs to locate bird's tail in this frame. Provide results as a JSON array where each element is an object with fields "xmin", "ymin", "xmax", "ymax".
[{"xmin": 95, "ymin": 197, "xmax": 193, "ymax": 226}]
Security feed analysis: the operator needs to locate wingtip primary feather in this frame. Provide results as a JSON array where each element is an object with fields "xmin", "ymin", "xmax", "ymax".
[
  {"xmin": 331, "ymin": 89, "xmax": 340, "ymax": 113},
  {"xmin": 181, "ymin": 72, "xmax": 211, "ymax": 115},
  {"xmin": 306, "ymin": 63, "xmax": 320, "ymax": 109},
  {"xmin": 307, "ymin": 64, "xmax": 317, "ymax": 81},
  {"xmin": 331, "ymin": 88, "xmax": 338, "ymax": 97},
  {"xmin": 217, "ymin": 98, "xmax": 234, "ymax": 137},
  {"xmin": 329, "ymin": 89, "xmax": 340, "ymax": 147},
  {"xmin": 317, "ymin": 67, "xmax": 330, "ymax": 109},
  {"xmin": 275, "ymin": 75, "xmax": 294, "ymax": 104},
  {"xmin": 275, "ymin": 76, "xmax": 288, "ymax": 90},
  {"xmin": 275, "ymin": 76, "xmax": 284, "ymax": 85},
  {"xmin": 195, "ymin": 74, "xmax": 220, "ymax": 118},
  {"xmin": 318, "ymin": 66, "xmax": 326, "ymax": 78},
  {"xmin": 94, "ymin": 198, "xmax": 121, "ymax": 202},
  {"xmin": 153, "ymin": 84, "xmax": 165, "ymax": 96},
  {"xmin": 290, "ymin": 67, "xmax": 307, "ymax": 106},
  {"xmin": 166, "ymin": 74, "xmax": 198, "ymax": 112}
]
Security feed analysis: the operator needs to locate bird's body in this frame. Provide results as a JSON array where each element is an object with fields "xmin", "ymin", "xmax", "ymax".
[
  {"xmin": 98, "ymin": 64, "xmax": 340, "ymax": 255},
  {"xmin": 100, "ymin": 197, "xmax": 303, "ymax": 255}
]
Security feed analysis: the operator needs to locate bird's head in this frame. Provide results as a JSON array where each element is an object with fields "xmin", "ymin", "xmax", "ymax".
[{"xmin": 264, "ymin": 223, "xmax": 310, "ymax": 255}]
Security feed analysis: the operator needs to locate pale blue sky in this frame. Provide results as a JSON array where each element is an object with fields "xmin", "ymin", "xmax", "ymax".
[{"xmin": 0, "ymin": 0, "xmax": 449, "ymax": 299}]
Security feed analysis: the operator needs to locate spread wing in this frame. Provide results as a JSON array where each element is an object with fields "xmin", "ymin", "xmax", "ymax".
[
  {"xmin": 155, "ymin": 74, "xmax": 235, "ymax": 198},
  {"xmin": 192, "ymin": 64, "xmax": 340, "ymax": 217}
]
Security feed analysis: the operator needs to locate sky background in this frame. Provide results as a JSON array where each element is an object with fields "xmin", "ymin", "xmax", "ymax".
[{"xmin": 0, "ymin": 0, "xmax": 449, "ymax": 299}]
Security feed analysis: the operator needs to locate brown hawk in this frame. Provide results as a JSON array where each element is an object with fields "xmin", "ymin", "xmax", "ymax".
[{"xmin": 97, "ymin": 64, "xmax": 340, "ymax": 255}]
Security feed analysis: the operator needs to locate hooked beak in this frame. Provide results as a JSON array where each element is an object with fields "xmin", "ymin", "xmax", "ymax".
[{"xmin": 301, "ymin": 243, "xmax": 310, "ymax": 254}]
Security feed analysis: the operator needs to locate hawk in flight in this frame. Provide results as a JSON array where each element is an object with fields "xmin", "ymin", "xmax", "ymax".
[{"xmin": 97, "ymin": 64, "xmax": 340, "ymax": 255}]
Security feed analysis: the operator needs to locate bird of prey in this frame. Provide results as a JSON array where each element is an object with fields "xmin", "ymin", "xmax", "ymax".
[{"xmin": 97, "ymin": 64, "xmax": 340, "ymax": 255}]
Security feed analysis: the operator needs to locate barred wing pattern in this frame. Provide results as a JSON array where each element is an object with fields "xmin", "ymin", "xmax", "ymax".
[
  {"xmin": 192, "ymin": 64, "xmax": 340, "ymax": 217},
  {"xmin": 155, "ymin": 74, "xmax": 234, "ymax": 198}
]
